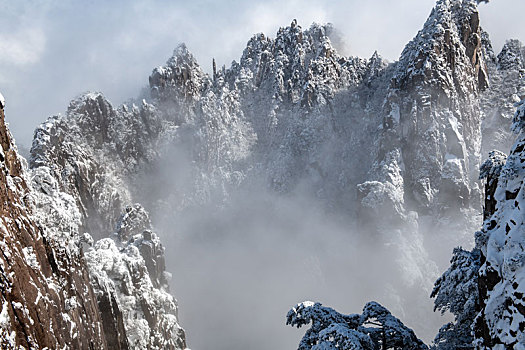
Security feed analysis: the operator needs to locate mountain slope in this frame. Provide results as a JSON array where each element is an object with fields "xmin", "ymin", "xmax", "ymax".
[
  {"xmin": 29, "ymin": 94, "xmax": 187, "ymax": 349},
  {"xmin": 481, "ymin": 36, "xmax": 525, "ymax": 156}
]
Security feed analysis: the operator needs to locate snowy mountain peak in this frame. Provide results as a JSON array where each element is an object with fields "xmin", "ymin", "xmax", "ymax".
[
  {"xmin": 66, "ymin": 92, "xmax": 116, "ymax": 143},
  {"xmin": 395, "ymin": 0, "xmax": 487, "ymax": 91},
  {"xmin": 150, "ymin": 43, "xmax": 210, "ymax": 101},
  {"xmin": 497, "ymin": 39, "xmax": 525, "ymax": 71},
  {"xmin": 360, "ymin": 0, "xmax": 488, "ymax": 219},
  {"xmin": 272, "ymin": 21, "xmax": 338, "ymax": 64},
  {"xmin": 170, "ymin": 43, "xmax": 196, "ymax": 64}
]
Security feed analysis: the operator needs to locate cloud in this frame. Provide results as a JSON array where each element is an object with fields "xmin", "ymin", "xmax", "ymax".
[
  {"xmin": 0, "ymin": 28, "xmax": 46, "ymax": 67},
  {"xmin": 478, "ymin": 1, "xmax": 525, "ymax": 54}
]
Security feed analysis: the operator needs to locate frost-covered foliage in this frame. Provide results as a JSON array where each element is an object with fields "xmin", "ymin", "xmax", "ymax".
[
  {"xmin": 85, "ymin": 204, "xmax": 185, "ymax": 350},
  {"xmin": 512, "ymin": 97, "xmax": 525, "ymax": 133},
  {"xmin": 431, "ymin": 248, "xmax": 480, "ymax": 349},
  {"xmin": 286, "ymin": 301, "xmax": 361, "ymax": 349},
  {"xmin": 479, "ymin": 150, "xmax": 507, "ymax": 181},
  {"xmin": 287, "ymin": 301, "xmax": 427, "ymax": 350},
  {"xmin": 497, "ymin": 39, "xmax": 525, "ymax": 71},
  {"xmin": 478, "ymin": 150, "xmax": 507, "ymax": 220}
]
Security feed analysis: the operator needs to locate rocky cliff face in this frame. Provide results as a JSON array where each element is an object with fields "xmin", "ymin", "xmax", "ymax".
[
  {"xmin": 0, "ymin": 100, "xmax": 107, "ymax": 349},
  {"xmin": 30, "ymin": 93, "xmax": 164, "ymax": 239},
  {"xmin": 359, "ymin": 0, "xmax": 487, "ymax": 223},
  {"xmin": 29, "ymin": 93, "xmax": 187, "ymax": 349}
]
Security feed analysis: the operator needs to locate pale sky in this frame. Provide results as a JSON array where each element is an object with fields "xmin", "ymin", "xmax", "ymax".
[{"xmin": 0, "ymin": 0, "xmax": 523, "ymax": 148}]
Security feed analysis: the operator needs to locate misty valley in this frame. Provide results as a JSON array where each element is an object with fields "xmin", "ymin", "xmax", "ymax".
[{"xmin": 1, "ymin": 0, "xmax": 525, "ymax": 349}]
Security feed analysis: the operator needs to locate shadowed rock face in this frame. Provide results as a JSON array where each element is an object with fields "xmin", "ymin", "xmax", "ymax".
[{"xmin": 0, "ymin": 103, "xmax": 108, "ymax": 349}]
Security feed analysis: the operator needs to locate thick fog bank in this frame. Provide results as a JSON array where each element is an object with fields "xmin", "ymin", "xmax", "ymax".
[{"xmin": 142, "ymin": 174, "xmax": 475, "ymax": 348}]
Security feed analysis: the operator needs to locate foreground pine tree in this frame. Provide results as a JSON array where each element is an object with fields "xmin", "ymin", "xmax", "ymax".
[{"xmin": 286, "ymin": 301, "xmax": 428, "ymax": 349}]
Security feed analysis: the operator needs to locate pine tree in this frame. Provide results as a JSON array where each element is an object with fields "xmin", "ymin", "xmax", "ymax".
[{"xmin": 286, "ymin": 301, "xmax": 427, "ymax": 349}]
